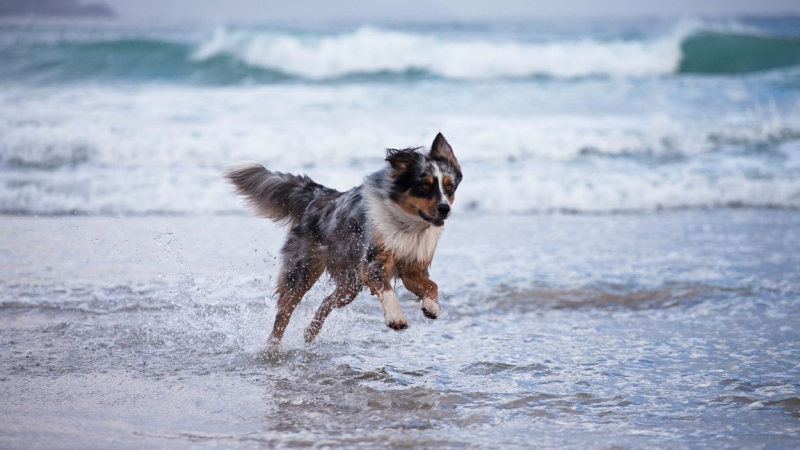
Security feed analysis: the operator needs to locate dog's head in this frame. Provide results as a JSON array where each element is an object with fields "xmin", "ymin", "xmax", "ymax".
[{"xmin": 385, "ymin": 133, "xmax": 462, "ymax": 227}]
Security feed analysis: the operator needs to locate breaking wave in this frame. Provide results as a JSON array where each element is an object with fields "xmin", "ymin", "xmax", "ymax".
[
  {"xmin": 2, "ymin": 121, "xmax": 800, "ymax": 215},
  {"xmin": 190, "ymin": 26, "xmax": 681, "ymax": 80},
  {"xmin": 3, "ymin": 24, "xmax": 800, "ymax": 84}
]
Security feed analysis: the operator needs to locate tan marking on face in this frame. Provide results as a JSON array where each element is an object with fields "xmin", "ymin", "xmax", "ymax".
[
  {"xmin": 442, "ymin": 175, "xmax": 456, "ymax": 203},
  {"xmin": 395, "ymin": 191, "xmax": 439, "ymax": 218}
]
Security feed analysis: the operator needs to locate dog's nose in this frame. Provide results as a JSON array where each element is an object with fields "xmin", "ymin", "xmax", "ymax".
[{"xmin": 437, "ymin": 203, "xmax": 450, "ymax": 215}]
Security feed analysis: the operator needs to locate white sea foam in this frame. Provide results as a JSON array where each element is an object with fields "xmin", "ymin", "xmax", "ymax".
[
  {"xmin": 1, "ymin": 79, "xmax": 799, "ymax": 215},
  {"xmin": 191, "ymin": 25, "xmax": 691, "ymax": 79}
]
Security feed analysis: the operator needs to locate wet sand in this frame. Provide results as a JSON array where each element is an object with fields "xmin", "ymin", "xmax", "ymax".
[{"xmin": 2, "ymin": 210, "xmax": 799, "ymax": 449}]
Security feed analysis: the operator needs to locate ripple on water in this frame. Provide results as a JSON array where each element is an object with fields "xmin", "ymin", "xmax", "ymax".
[{"xmin": 2, "ymin": 212, "xmax": 800, "ymax": 448}]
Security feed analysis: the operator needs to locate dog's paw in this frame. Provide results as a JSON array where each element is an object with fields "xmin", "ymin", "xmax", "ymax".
[
  {"xmin": 382, "ymin": 294, "xmax": 408, "ymax": 331},
  {"xmin": 386, "ymin": 319, "xmax": 409, "ymax": 331},
  {"xmin": 421, "ymin": 298, "xmax": 439, "ymax": 319},
  {"xmin": 384, "ymin": 307, "xmax": 408, "ymax": 331}
]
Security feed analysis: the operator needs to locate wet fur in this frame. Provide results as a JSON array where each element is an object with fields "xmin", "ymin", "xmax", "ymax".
[{"xmin": 225, "ymin": 133, "xmax": 462, "ymax": 347}]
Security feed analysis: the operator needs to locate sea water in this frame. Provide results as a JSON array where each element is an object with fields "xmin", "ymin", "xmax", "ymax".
[{"xmin": 2, "ymin": 17, "xmax": 800, "ymax": 215}]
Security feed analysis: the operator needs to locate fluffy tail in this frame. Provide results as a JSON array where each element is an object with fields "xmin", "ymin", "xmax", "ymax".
[{"xmin": 224, "ymin": 162, "xmax": 336, "ymax": 225}]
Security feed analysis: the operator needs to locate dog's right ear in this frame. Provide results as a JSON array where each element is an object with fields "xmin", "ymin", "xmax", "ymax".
[{"xmin": 385, "ymin": 148, "xmax": 418, "ymax": 172}]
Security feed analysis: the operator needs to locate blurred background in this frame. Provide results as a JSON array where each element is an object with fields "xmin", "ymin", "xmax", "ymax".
[
  {"xmin": 2, "ymin": 0, "xmax": 800, "ymax": 215},
  {"xmin": 3, "ymin": 2, "xmax": 800, "ymax": 449}
]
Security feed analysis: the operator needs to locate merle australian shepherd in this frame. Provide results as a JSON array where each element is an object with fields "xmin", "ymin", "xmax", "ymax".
[{"xmin": 225, "ymin": 133, "xmax": 462, "ymax": 348}]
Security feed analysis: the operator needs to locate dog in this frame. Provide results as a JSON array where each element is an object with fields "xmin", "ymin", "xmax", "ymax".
[{"xmin": 225, "ymin": 133, "xmax": 462, "ymax": 347}]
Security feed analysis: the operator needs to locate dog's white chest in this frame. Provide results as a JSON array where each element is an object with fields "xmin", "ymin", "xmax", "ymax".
[{"xmin": 381, "ymin": 225, "xmax": 442, "ymax": 265}]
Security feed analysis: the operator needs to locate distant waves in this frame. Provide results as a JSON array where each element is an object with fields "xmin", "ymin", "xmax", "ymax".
[{"xmin": 2, "ymin": 23, "xmax": 800, "ymax": 85}]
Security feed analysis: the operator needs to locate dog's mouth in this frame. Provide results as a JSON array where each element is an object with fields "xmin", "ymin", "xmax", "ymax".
[{"xmin": 419, "ymin": 210, "xmax": 446, "ymax": 227}]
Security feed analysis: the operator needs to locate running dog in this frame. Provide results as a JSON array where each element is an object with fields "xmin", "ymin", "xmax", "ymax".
[{"xmin": 225, "ymin": 133, "xmax": 462, "ymax": 347}]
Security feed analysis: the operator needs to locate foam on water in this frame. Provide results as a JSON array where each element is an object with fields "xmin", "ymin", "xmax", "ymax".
[
  {"xmin": 190, "ymin": 21, "xmax": 799, "ymax": 80},
  {"xmin": 3, "ymin": 19, "xmax": 799, "ymax": 84},
  {"xmin": 1, "ymin": 81, "xmax": 799, "ymax": 215},
  {"xmin": 191, "ymin": 25, "xmax": 686, "ymax": 79}
]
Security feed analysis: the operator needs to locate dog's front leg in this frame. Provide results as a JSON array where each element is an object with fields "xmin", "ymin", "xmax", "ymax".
[
  {"xmin": 360, "ymin": 249, "xmax": 408, "ymax": 330},
  {"xmin": 399, "ymin": 267, "xmax": 439, "ymax": 319}
]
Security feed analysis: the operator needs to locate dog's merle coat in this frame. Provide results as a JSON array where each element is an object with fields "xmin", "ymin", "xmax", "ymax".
[{"xmin": 226, "ymin": 133, "xmax": 461, "ymax": 347}]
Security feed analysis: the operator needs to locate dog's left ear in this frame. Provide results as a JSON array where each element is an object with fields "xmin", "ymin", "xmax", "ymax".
[{"xmin": 430, "ymin": 132, "xmax": 460, "ymax": 172}]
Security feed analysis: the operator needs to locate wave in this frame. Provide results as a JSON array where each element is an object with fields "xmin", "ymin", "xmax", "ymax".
[
  {"xmin": 678, "ymin": 32, "xmax": 800, "ymax": 74},
  {"xmin": 2, "ymin": 80, "xmax": 799, "ymax": 215},
  {"xmin": 190, "ymin": 26, "xmax": 681, "ymax": 80},
  {"xmin": 2, "ymin": 24, "xmax": 800, "ymax": 84},
  {"xmin": 2, "ymin": 131, "xmax": 799, "ymax": 215},
  {"xmin": 0, "ymin": 37, "xmax": 293, "ymax": 84}
]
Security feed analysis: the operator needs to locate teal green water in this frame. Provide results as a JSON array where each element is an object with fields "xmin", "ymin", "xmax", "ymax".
[
  {"xmin": 2, "ymin": 19, "xmax": 800, "ymax": 84},
  {"xmin": 679, "ymin": 31, "xmax": 800, "ymax": 74}
]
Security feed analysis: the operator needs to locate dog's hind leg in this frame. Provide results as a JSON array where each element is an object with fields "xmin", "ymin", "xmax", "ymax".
[
  {"xmin": 267, "ymin": 255, "xmax": 324, "ymax": 348},
  {"xmin": 304, "ymin": 282, "xmax": 359, "ymax": 343}
]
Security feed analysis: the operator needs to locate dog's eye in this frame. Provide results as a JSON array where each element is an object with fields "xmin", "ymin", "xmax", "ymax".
[
  {"xmin": 445, "ymin": 184, "xmax": 454, "ymax": 192},
  {"xmin": 420, "ymin": 183, "xmax": 431, "ymax": 190}
]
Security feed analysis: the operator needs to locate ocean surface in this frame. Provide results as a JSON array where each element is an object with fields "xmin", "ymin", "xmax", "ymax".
[
  {"xmin": 2, "ymin": 17, "xmax": 800, "ymax": 214},
  {"xmin": 1, "ymin": 16, "xmax": 800, "ymax": 449}
]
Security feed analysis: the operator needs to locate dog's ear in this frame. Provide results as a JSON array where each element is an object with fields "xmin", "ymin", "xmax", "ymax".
[
  {"xmin": 385, "ymin": 148, "xmax": 418, "ymax": 172},
  {"xmin": 430, "ymin": 132, "xmax": 460, "ymax": 171}
]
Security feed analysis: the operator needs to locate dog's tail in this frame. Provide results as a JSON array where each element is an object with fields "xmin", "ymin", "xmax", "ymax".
[{"xmin": 224, "ymin": 162, "xmax": 336, "ymax": 225}]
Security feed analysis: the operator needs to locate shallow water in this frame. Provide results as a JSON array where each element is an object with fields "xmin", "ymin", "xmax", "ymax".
[{"xmin": 2, "ymin": 211, "xmax": 799, "ymax": 449}]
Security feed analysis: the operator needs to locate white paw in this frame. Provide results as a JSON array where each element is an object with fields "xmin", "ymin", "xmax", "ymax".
[
  {"xmin": 383, "ymin": 303, "xmax": 408, "ymax": 330},
  {"xmin": 421, "ymin": 297, "xmax": 439, "ymax": 319},
  {"xmin": 381, "ymin": 291, "xmax": 408, "ymax": 330}
]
